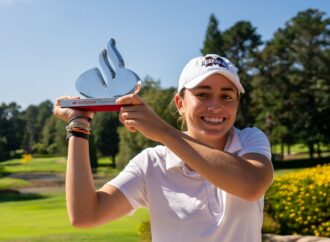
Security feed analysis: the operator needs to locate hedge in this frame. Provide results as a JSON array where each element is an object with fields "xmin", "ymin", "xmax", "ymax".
[{"xmin": 264, "ymin": 164, "xmax": 330, "ymax": 237}]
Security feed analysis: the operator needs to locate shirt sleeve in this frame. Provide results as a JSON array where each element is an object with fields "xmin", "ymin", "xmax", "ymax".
[
  {"xmin": 107, "ymin": 150, "xmax": 148, "ymax": 212},
  {"xmin": 237, "ymin": 127, "xmax": 272, "ymax": 161}
]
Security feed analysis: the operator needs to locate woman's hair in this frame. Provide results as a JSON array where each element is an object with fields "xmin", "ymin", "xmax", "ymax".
[{"xmin": 170, "ymin": 88, "xmax": 187, "ymax": 131}]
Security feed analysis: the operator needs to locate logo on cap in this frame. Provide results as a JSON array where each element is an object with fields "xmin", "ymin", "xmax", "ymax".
[{"xmin": 202, "ymin": 56, "xmax": 228, "ymax": 69}]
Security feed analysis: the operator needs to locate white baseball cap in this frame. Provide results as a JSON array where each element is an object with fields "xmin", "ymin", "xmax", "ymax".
[{"xmin": 178, "ymin": 54, "xmax": 245, "ymax": 94}]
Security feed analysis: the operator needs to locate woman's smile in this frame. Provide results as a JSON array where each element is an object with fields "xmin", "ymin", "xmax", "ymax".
[{"xmin": 201, "ymin": 116, "xmax": 226, "ymax": 125}]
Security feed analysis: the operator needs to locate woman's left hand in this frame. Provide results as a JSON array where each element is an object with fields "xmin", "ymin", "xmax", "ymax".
[{"xmin": 116, "ymin": 82, "xmax": 171, "ymax": 143}]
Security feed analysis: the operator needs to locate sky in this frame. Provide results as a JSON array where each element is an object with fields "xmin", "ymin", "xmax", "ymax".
[{"xmin": 0, "ymin": 0, "xmax": 329, "ymax": 109}]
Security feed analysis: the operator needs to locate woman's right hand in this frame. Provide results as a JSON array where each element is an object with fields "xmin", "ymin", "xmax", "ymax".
[{"xmin": 53, "ymin": 96, "xmax": 94, "ymax": 123}]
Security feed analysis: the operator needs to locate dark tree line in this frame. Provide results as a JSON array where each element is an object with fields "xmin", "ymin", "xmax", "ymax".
[
  {"xmin": 0, "ymin": 100, "xmax": 62, "ymax": 161},
  {"xmin": 0, "ymin": 8, "xmax": 329, "ymax": 166}
]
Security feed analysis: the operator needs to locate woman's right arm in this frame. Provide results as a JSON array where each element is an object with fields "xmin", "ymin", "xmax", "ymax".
[{"xmin": 54, "ymin": 96, "xmax": 132, "ymax": 228}]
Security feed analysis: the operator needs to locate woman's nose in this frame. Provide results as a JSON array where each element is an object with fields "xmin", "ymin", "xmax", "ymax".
[
  {"xmin": 207, "ymin": 99, "xmax": 222, "ymax": 113},
  {"xmin": 207, "ymin": 106, "xmax": 222, "ymax": 113}
]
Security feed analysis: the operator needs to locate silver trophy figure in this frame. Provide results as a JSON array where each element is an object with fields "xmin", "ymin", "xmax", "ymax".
[{"xmin": 61, "ymin": 38, "xmax": 141, "ymax": 112}]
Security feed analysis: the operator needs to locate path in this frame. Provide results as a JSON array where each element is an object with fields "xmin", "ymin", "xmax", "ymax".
[{"xmin": 9, "ymin": 172, "xmax": 110, "ymax": 195}]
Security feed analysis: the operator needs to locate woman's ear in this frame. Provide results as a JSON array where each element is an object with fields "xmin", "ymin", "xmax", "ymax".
[{"xmin": 175, "ymin": 94, "xmax": 185, "ymax": 115}]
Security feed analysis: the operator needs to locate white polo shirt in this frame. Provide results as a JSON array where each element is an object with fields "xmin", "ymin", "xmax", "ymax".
[{"xmin": 108, "ymin": 127, "xmax": 272, "ymax": 242}]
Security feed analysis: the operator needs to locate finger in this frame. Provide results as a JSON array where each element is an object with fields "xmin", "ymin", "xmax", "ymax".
[
  {"xmin": 128, "ymin": 127, "xmax": 137, "ymax": 132},
  {"xmin": 134, "ymin": 81, "xmax": 142, "ymax": 95},
  {"xmin": 116, "ymin": 93, "xmax": 144, "ymax": 105},
  {"xmin": 118, "ymin": 113, "xmax": 124, "ymax": 124},
  {"xmin": 54, "ymin": 96, "xmax": 80, "ymax": 116},
  {"xmin": 121, "ymin": 110, "xmax": 147, "ymax": 123},
  {"xmin": 120, "ymin": 116, "xmax": 137, "ymax": 132},
  {"xmin": 53, "ymin": 96, "xmax": 92, "ymax": 122},
  {"xmin": 55, "ymin": 96, "xmax": 80, "ymax": 106},
  {"xmin": 121, "ymin": 112, "xmax": 135, "ymax": 122},
  {"xmin": 119, "ymin": 108, "xmax": 133, "ymax": 124},
  {"xmin": 58, "ymin": 95, "xmax": 80, "ymax": 100},
  {"xmin": 115, "ymin": 81, "xmax": 142, "ymax": 104},
  {"xmin": 120, "ymin": 104, "xmax": 143, "ymax": 113},
  {"xmin": 124, "ymin": 119, "xmax": 138, "ymax": 132}
]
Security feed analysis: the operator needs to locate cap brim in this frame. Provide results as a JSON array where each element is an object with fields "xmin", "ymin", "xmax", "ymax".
[{"xmin": 183, "ymin": 69, "xmax": 245, "ymax": 94}]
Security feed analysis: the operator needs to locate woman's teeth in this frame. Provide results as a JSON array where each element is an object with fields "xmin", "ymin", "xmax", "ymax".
[{"xmin": 203, "ymin": 117, "xmax": 225, "ymax": 123}]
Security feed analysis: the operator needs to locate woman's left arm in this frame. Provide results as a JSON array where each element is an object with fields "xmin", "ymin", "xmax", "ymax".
[
  {"xmin": 117, "ymin": 94, "xmax": 274, "ymax": 201},
  {"xmin": 159, "ymin": 129, "xmax": 273, "ymax": 201}
]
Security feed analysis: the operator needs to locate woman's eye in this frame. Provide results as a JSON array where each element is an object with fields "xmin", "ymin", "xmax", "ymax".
[
  {"xmin": 196, "ymin": 93, "xmax": 208, "ymax": 98},
  {"xmin": 223, "ymin": 95, "xmax": 233, "ymax": 101}
]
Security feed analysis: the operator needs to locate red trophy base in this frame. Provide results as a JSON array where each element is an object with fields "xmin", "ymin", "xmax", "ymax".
[{"xmin": 60, "ymin": 98, "xmax": 122, "ymax": 112}]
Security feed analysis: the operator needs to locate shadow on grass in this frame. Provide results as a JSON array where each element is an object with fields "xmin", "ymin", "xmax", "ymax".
[
  {"xmin": 272, "ymin": 156, "xmax": 330, "ymax": 169},
  {"xmin": 2, "ymin": 232, "xmax": 138, "ymax": 242},
  {"xmin": 0, "ymin": 162, "xmax": 22, "ymax": 166},
  {"xmin": 0, "ymin": 189, "xmax": 46, "ymax": 202},
  {"xmin": 0, "ymin": 166, "xmax": 10, "ymax": 178}
]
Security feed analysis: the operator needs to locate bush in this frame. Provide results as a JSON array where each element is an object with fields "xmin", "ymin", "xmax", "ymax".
[
  {"xmin": 137, "ymin": 219, "xmax": 151, "ymax": 242},
  {"xmin": 32, "ymin": 143, "xmax": 48, "ymax": 155},
  {"xmin": 262, "ymin": 212, "xmax": 281, "ymax": 234},
  {"xmin": 264, "ymin": 164, "xmax": 330, "ymax": 237}
]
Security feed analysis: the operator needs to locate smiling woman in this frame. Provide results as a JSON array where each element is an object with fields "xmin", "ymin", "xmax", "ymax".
[{"xmin": 53, "ymin": 53, "xmax": 274, "ymax": 242}]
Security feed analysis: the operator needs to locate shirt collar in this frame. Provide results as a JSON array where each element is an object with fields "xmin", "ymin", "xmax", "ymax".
[
  {"xmin": 224, "ymin": 127, "xmax": 242, "ymax": 154},
  {"xmin": 165, "ymin": 147, "xmax": 184, "ymax": 170},
  {"xmin": 165, "ymin": 127, "xmax": 243, "ymax": 171}
]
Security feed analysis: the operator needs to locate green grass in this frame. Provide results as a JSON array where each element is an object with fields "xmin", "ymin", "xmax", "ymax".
[
  {"xmin": 0, "ymin": 157, "xmax": 67, "ymax": 174},
  {"xmin": 0, "ymin": 177, "xmax": 31, "ymax": 190},
  {"xmin": 96, "ymin": 157, "xmax": 121, "ymax": 177},
  {"xmin": 4, "ymin": 232, "xmax": 141, "ymax": 242},
  {"xmin": 0, "ymin": 156, "xmax": 120, "ymax": 178},
  {"xmin": 272, "ymin": 143, "xmax": 329, "ymax": 155},
  {"xmin": 0, "ymin": 194, "xmax": 148, "ymax": 242},
  {"xmin": 0, "ymin": 156, "xmax": 141, "ymax": 241}
]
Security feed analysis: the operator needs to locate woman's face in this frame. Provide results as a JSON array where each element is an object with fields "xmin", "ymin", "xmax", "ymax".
[{"xmin": 176, "ymin": 73, "xmax": 239, "ymax": 148}]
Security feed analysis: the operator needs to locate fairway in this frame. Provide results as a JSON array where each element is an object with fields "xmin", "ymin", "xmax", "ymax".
[
  {"xmin": 0, "ymin": 157, "xmax": 148, "ymax": 241},
  {"xmin": 0, "ymin": 194, "xmax": 148, "ymax": 242}
]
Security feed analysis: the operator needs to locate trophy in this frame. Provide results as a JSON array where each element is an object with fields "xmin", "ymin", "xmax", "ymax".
[{"xmin": 60, "ymin": 38, "xmax": 141, "ymax": 112}]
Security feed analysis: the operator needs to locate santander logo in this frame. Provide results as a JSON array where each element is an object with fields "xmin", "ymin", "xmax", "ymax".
[{"xmin": 76, "ymin": 100, "xmax": 97, "ymax": 104}]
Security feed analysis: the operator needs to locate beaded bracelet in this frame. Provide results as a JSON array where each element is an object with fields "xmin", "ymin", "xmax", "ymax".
[
  {"xmin": 68, "ymin": 116, "xmax": 92, "ymax": 124},
  {"xmin": 66, "ymin": 120, "xmax": 91, "ymax": 133}
]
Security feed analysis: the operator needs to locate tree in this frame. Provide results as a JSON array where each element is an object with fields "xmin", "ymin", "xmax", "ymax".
[
  {"xmin": 252, "ymin": 9, "xmax": 330, "ymax": 159},
  {"xmin": 22, "ymin": 100, "xmax": 53, "ymax": 151},
  {"xmin": 201, "ymin": 14, "xmax": 223, "ymax": 55},
  {"xmin": 0, "ymin": 102, "xmax": 24, "ymax": 160},
  {"xmin": 41, "ymin": 116, "xmax": 66, "ymax": 155},
  {"xmin": 22, "ymin": 105, "xmax": 38, "ymax": 150},
  {"xmin": 286, "ymin": 9, "xmax": 330, "ymax": 158},
  {"xmin": 89, "ymin": 135, "xmax": 98, "ymax": 172},
  {"xmin": 93, "ymin": 112, "xmax": 120, "ymax": 167},
  {"xmin": 116, "ymin": 78, "xmax": 178, "ymax": 169},
  {"xmin": 0, "ymin": 135, "xmax": 8, "ymax": 161},
  {"xmin": 221, "ymin": 21, "xmax": 263, "ymax": 127},
  {"xmin": 251, "ymin": 28, "xmax": 296, "ymax": 158}
]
